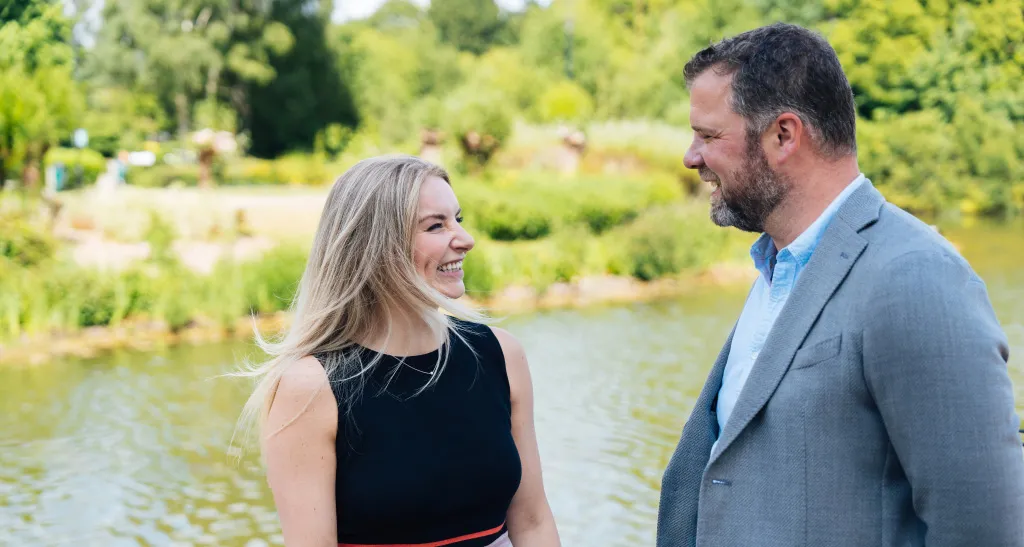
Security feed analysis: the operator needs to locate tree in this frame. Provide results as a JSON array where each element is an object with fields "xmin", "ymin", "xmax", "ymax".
[
  {"xmin": 0, "ymin": 2, "xmax": 83, "ymax": 188},
  {"xmin": 443, "ymin": 84, "xmax": 514, "ymax": 168},
  {"xmin": 86, "ymin": 0, "xmax": 296, "ymax": 142},
  {"xmin": 427, "ymin": 0, "xmax": 506, "ymax": 54},
  {"xmin": 245, "ymin": 0, "xmax": 358, "ymax": 157},
  {"xmin": 332, "ymin": 11, "xmax": 463, "ymax": 145},
  {"xmin": 0, "ymin": 0, "xmax": 47, "ymax": 24}
]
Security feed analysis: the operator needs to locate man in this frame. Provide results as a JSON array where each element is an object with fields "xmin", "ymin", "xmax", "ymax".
[{"xmin": 656, "ymin": 22, "xmax": 1024, "ymax": 547}]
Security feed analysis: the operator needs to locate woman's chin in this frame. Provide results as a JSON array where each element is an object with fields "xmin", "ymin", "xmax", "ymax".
[{"xmin": 433, "ymin": 279, "xmax": 466, "ymax": 300}]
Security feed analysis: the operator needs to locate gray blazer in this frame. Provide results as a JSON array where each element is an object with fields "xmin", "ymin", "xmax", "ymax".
[{"xmin": 656, "ymin": 182, "xmax": 1024, "ymax": 546}]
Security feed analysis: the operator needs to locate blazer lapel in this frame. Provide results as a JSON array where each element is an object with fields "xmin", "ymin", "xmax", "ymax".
[
  {"xmin": 708, "ymin": 182, "xmax": 885, "ymax": 463},
  {"xmin": 658, "ymin": 324, "xmax": 736, "ymax": 545},
  {"xmin": 696, "ymin": 326, "xmax": 735, "ymax": 439}
]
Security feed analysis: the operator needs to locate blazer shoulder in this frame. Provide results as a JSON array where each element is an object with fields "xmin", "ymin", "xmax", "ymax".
[{"xmin": 861, "ymin": 203, "xmax": 969, "ymax": 272}]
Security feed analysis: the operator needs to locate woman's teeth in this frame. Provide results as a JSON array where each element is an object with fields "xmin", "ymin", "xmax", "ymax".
[{"xmin": 438, "ymin": 260, "xmax": 463, "ymax": 273}]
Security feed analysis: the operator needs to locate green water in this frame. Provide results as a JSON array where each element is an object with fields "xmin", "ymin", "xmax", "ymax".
[{"xmin": 1, "ymin": 220, "xmax": 1022, "ymax": 546}]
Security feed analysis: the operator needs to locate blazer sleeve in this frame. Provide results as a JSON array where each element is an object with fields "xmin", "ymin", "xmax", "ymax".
[{"xmin": 862, "ymin": 249, "xmax": 1024, "ymax": 547}]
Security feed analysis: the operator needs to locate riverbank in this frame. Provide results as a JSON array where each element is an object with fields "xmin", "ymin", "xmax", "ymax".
[
  {"xmin": 0, "ymin": 263, "xmax": 755, "ymax": 366},
  {"xmin": 2, "ymin": 174, "xmax": 761, "ymax": 366}
]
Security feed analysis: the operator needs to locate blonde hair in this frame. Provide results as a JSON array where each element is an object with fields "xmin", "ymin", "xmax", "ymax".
[{"xmin": 234, "ymin": 155, "xmax": 486, "ymax": 450}]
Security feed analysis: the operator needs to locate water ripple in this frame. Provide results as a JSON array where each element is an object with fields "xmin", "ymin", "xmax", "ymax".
[{"xmin": 1, "ymin": 271, "xmax": 1022, "ymax": 546}]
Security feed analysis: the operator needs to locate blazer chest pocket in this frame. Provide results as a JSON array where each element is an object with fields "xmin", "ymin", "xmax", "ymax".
[{"xmin": 791, "ymin": 334, "xmax": 842, "ymax": 370}]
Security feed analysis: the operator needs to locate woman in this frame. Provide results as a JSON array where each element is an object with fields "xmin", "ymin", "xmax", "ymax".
[{"xmin": 238, "ymin": 155, "xmax": 560, "ymax": 547}]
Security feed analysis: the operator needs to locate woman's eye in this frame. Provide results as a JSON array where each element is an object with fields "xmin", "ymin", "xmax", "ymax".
[
  {"xmin": 455, "ymin": 216, "xmax": 464, "ymax": 223},
  {"xmin": 428, "ymin": 223, "xmax": 443, "ymax": 231}
]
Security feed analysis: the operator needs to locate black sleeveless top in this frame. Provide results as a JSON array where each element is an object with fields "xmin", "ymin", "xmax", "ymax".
[{"xmin": 315, "ymin": 320, "xmax": 522, "ymax": 546}]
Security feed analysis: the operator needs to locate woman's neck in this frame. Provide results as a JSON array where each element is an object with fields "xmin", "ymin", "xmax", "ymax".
[{"xmin": 360, "ymin": 305, "xmax": 444, "ymax": 357}]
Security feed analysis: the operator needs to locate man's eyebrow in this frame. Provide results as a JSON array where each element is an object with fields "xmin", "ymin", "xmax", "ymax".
[{"xmin": 691, "ymin": 124, "xmax": 716, "ymax": 134}]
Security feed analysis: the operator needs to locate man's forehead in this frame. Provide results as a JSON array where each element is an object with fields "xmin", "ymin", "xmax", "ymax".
[
  {"xmin": 690, "ymin": 70, "xmax": 733, "ymax": 106},
  {"xmin": 690, "ymin": 70, "xmax": 735, "ymax": 127}
]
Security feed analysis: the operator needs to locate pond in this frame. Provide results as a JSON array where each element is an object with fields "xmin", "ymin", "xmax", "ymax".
[{"xmin": 2, "ymin": 220, "xmax": 1022, "ymax": 546}]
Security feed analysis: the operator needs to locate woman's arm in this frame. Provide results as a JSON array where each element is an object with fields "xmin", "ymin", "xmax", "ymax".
[
  {"xmin": 264, "ymin": 356, "xmax": 339, "ymax": 547},
  {"xmin": 491, "ymin": 327, "xmax": 561, "ymax": 546}
]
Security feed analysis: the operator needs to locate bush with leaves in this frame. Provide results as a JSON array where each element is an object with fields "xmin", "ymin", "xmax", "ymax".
[{"xmin": 443, "ymin": 86, "xmax": 514, "ymax": 168}]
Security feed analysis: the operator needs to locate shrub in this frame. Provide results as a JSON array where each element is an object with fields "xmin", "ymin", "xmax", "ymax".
[
  {"xmin": 537, "ymin": 81, "xmax": 595, "ymax": 124},
  {"xmin": 128, "ymin": 164, "xmax": 199, "ymax": 187},
  {"xmin": 461, "ymin": 242, "xmax": 496, "ymax": 297},
  {"xmin": 611, "ymin": 204, "xmax": 751, "ymax": 281},
  {"xmin": 44, "ymin": 148, "xmax": 107, "ymax": 190},
  {"xmin": 458, "ymin": 172, "xmax": 682, "ymax": 241},
  {"xmin": 0, "ymin": 205, "xmax": 56, "ymax": 267},
  {"xmin": 129, "ymin": 155, "xmax": 346, "ymax": 187},
  {"xmin": 444, "ymin": 86, "xmax": 515, "ymax": 167},
  {"xmin": 0, "ymin": 242, "xmax": 310, "ymax": 342}
]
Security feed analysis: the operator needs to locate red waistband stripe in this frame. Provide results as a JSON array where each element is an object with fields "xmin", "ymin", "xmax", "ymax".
[{"xmin": 338, "ymin": 521, "xmax": 505, "ymax": 547}]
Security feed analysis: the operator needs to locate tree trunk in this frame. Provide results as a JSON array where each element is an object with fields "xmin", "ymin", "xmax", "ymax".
[
  {"xmin": 20, "ymin": 142, "xmax": 52, "ymax": 192},
  {"xmin": 198, "ymin": 147, "xmax": 215, "ymax": 189},
  {"xmin": 175, "ymin": 92, "xmax": 190, "ymax": 141},
  {"xmin": 230, "ymin": 85, "xmax": 250, "ymax": 128},
  {"xmin": 206, "ymin": 63, "xmax": 220, "ymax": 101},
  {"xmin": 0, "ymin": 125, "xmax": 13, "ymax": 189},
  {"xmin": 21, "ymin": 152, "xmax": 39, "ymax": 190}
]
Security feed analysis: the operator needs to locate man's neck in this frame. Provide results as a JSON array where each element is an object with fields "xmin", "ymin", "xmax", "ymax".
[{"xmin": 764, "ymin": 159, "xmax": 861, "ymax": 250}]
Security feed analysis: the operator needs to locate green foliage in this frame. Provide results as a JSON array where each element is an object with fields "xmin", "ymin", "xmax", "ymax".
[
  {"xmin": 0, "ymin": 241, "xmax": 309, "ymax": 341},
  {"xmin": 427, "ymin": 0, "xmax": 507, "ymax": 54},
  {"xmin": 314, "ymin": 124, "xmax": 354, "ymax": 159},
  {"xmin": 457, "ymin": 201, "xmax": 752, "ymax": 296},
  {"xmin": 0, "ymin": 4, "xmax": 83, "ymax": 184},
  {"xmin": 81, "ymin": 87, "xmax": 166, "ymax": 155},
  {"xmin": 43, "ymin": 148, "xmax": 106, "ymax": 190},
  {"xmin": 128, "ymin": 164, "xmax": 200, "ymax": 187},
  {"xmin": 2, "ymin": 0, "xmax": 1021, "ymax": 220},
  {"xmin": 87, "ymin": 0, "xmax": 356, "ymax": 158},
  {"xmin": 0, "ymin": 199, "xmax": 55, "ymax": 267},
  {"xmin": 247, "ymin": 2, "xmax": 358, "ymax": 158},
  {"xmin": 237, "ymin": 245, "xmax": 306, "ymax": 315},
  {"xmin": 333, "ymin": 20, "xmax": 461, "ymax": 145},
  {"xmin": 443, "ymin": 86, "xmax": 515, "ymax": 166},
  {"xmin": 469, "ymin": 47, "xmax": 553, "ymax": 115},
  {"xmin": 614, "ymin": 204, "xmax": 738, "ymax": 281},
  {"xmin": 537, "ymin": 81, "xmax": 594, "ymax": 124},
  {"xmin": 234, "ymin": 154, "xmax": 331, "ymax": 186},
  {"xmin": 857, "ymin": 99, "xmax": 1024, "ymax": 216},
  {"xmin": 458, "ymin": 172, "xmax": 682, "ymax": 241},
  {"xmin": 580, "ymin": 120, "xmax": 703, "ymax": 194},
  {"xmin": 461, "ymin": 241, "xmax": 496, "ymax": 296},
  {"xmin": 1, "ymin": 0, "xmax": 49, "ymax": 24},
  {"xmin": 127, "ymin": 154, "xmax": 349, "ymax": 187},
  {"xmin": 143, "ymin": 211, "xmax": 178, "ymax": 265}
]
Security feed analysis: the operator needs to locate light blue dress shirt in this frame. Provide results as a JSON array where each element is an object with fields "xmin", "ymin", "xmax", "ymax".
[{"xmin": 712, "ymin": 174, "xmax": 868, "ymax": 454}]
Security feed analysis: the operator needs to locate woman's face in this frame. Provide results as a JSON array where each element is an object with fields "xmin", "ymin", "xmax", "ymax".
[{"xmin": 412, "ymin": 176, "xmax": 475, "ymax": 299}]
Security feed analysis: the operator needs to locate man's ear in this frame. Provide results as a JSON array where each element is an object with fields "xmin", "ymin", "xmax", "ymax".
[{"xmin": 769, "ymin": 112, "xmax": 805, "ymax": 164}]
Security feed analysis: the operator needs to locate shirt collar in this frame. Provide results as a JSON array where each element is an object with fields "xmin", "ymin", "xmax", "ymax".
[{"xmin": 750, "ymin": 174, "xmax": 868, "ymax": 283}]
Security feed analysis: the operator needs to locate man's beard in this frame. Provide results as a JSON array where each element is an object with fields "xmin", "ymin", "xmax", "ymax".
[{"xmin": 704, "ymin": 140, "xmax": 789, "ymax": 233}]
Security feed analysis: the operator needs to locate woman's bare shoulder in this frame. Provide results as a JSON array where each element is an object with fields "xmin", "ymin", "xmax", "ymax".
[{"xmin": 266, "ymin": 355, "xmax": 337, "ymax": 437}]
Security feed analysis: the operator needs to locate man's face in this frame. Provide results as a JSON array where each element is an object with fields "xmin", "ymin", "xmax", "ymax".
[{"xmin": 684, "ymin": 70, "xmax": 789, "ymax": 233}]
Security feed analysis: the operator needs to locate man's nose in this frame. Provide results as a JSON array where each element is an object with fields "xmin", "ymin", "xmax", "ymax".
[
  {"xmin": 684, "ymin": 138, "xmax": 708, "ymax": 170},
  {"xmin": 683, "ymin": 140, "xmax": 704, "ymax": 170}
]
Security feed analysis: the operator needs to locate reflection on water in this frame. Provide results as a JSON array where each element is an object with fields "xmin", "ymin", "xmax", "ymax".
[
  {"xmin": 1, "ymin": 221, "xmax": 1022, "ymax": 546},
  {"xmin": 0, "ymin": 347, "xmax": 281, "ymax": 546}
]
